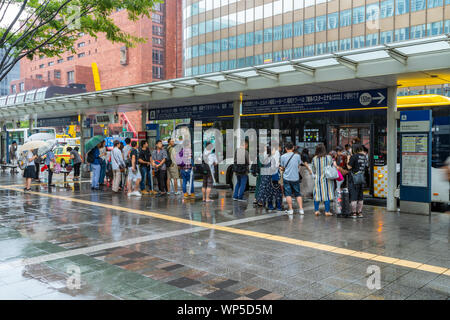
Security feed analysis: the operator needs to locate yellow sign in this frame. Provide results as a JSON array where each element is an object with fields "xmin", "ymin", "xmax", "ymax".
[{"xmin": 91, "ymin": 62, "xmax": 102, "ymax": 91}]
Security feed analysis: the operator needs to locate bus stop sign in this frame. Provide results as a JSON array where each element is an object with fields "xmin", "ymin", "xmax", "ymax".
[{"xmin": 399, "ymin": 110, "xmax": 432, "ymax": 215}]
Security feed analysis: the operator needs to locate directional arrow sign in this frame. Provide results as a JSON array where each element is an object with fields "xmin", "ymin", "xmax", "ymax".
[{"xmin": 373, "ymin": 92, "xmax": 385, "ymax": 104}]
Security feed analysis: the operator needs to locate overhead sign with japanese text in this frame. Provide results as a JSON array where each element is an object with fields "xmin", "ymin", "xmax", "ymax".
[
  {"xmin": 148, "ymin": 103, "xmax": 233, "ymax": 121},
  {"xmin": 242, "ymin": 89, "xmax": 387, "ymax": 115}
]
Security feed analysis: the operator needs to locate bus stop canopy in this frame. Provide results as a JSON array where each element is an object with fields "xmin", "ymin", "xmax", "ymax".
[{"xmin": 0, "ymin": 35, "xmax": 449, "ymax": 121}]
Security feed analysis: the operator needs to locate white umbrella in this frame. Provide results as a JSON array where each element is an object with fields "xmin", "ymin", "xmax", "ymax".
[
  {"xmin": 25, "ymin": 133, "xmax": 55, "ymax": 142},
  {"xmin": 18, "ymin": 140, "xmax": 49, "ymax": 153}
]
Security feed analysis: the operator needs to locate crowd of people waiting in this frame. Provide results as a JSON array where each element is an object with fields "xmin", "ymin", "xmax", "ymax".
[{"xmin": 21, "ymin": 135, "xmax": 369, "ymax": 218}]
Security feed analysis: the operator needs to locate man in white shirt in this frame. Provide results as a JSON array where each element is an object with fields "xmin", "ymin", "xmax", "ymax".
[{"xmin": 111, "ymin": 140, "xmax": 125, "ymax": 193}]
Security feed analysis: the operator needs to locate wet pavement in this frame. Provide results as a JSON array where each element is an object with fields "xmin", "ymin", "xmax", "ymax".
[{"xmin": 0, "ymin": 172, "xmax": 449, "ymax": 300}]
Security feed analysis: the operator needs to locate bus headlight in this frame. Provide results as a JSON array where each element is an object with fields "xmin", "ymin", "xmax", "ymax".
[{"xmin": 220, "ymin": 171, "xmax": 225, "ymax": 175}]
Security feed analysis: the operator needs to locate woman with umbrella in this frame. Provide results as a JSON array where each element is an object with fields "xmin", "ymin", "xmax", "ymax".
[
  {"xmin": 19, "ymin": 140, "xmax": 49, "ymax": 191},
  {"xmin": 24, "ymin": 149, "xmax": 38, "ymax": 191},
  {"xmin": 85, "ymin": 136, "xmax": 105, "ymax": 190}
]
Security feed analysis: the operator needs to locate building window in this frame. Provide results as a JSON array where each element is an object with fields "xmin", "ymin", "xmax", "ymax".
[
  {"xmin": 19, "ymin": 82, "xmax": 24, "ymax": 92},
  {"xmin": 36, "ymin": 74, "xmax": 43, "ymax": 79},
  {"xmin": 316, "ymin": 15, "xmax": 326, "ymax": 32},
  {"xmin": 273, "ymin": 25, "xmax": 283, "ymax": 41},
  {"xmin": 77, "ymin": 42, "xmax": 85, "ymax": 48},
  {"xmin": 152, "ymin": 13, "xmax": 162, "ymax": 24},
  {"xmin": 353, "ymin": 6, "xmax": 365, "ymax": 24},
  {"xmin": 78, "ymin": 52, "xmax": 85, "ymax": 58},
  {"xmin": 57, "ymin": 58, "xmax": 63, "ymax": 63},
  {"xmin": 263, "ymin": 28, "xmax": 272, "ymax": 42},
  {"xmin": 237, "ymin": 34, "xmax": 245, "ymax": 48},
  {"xmin": 48, "ymin": 61, "xmax": 54, "ymax": 66},
  {"xmin": 427, "ymin": 0, "xmax": 443, "ymax": 8},
  {"xmin": 152, "ymin": 25, "xmax": 163, "ymax": 36},
  {"xmin": 152, "ymin": 49, "xmax": 163, "ymax": 64},
  {"xmin": 380, "ymin": 30, "xmax": 393, "ymax": 44},
  {"xmin": 284, "ymin": 23, "xmax": 293, "ymax": 39},
  {"xmin": 67, "ymin": 71, "xmax": 74, "ymax": 83},
  {"xmin": 293, "ymin": 21, "xmax": 303, "ymax": 36},
  {"xmin": 396, "ymin": 0, "xmax": 410, "ymax": 14},
  {"xmin": 395, "ymin": 27, "xmax": 410, "ymax": 41},
  {"xmin": 366, "ymin": 33, "xmax": 379, "ymax": 46},
  {"xmin": 304, "ymin": 18, "xmax": 315, "ymax": 34},
  {"xmin": 152, "ymin": 37, "xmax": 163, "ymax": 45},
  {"xmin": 54, "ymin": 70, "xmax": 61, "ymax": 79},
  {"xmin": 327, "ymin": 13, "xmax": 338, "ymax": 30},
  {"xmin": 39, "ymin": 64, "xmax": 44, "ymax": 68},
  {"xmin": 11, "ymin": 85, "xmax": 16, "ymax": 93},
  {"xmin": 380, "ymin": 0, "xmax": 394, "ymax": 18},
  {"xmin": 340, "ymin": 10, "xmax": 352, "ymax": 27},
  {"xmin": 411, "ymin": 24, "xmax": 426, "ymax": 38},
  {"xmin": 67, "ymin": 56, "xmax": 74, "ymax": 61},
  {"xmin": 153, "ymin": 3, "xmax": 161, "ymax": 11},
  {"xmin": 255, "ymin": 30, "xmax": 263, "ymax": 44},
  {"xmin": 152, "ymin": 66, "xmax": 163, "ymax": 79},
  {"xmin": 229, "ymin": 36, "xmax": 236, "ymax": 49},
  {"xmin": 411, "ymin": 0, "xmax": 426, "ymax": 12},
  {"xmin": 427, "ymin": 21, "xmax": 443, "ymax": 35}
]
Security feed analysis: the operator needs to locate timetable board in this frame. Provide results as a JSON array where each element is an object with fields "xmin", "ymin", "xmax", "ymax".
[{"xmin": 401, "ymin": 134, "xmax": 428, "ymax": 188}]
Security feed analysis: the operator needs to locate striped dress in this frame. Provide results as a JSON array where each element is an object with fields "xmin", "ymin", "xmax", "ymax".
[{"xmin": 311, "ymin": 155, "xmax": 334, "ymax": 202}]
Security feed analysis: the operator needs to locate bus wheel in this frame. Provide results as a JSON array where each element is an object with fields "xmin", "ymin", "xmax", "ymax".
[{"xmin": 432, "ymin": 202, "xmax": 448, "ymax": 213}]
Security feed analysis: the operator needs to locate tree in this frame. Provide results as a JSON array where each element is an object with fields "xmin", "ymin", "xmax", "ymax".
[{"xmin": 0, "ymin": 0, "xmax": 161, "ymax": 82}]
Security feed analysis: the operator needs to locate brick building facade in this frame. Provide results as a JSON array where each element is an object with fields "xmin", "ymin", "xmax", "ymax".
[{"xmin": 10, "ymin": 0, "xmax": 183, "ymax": 132}]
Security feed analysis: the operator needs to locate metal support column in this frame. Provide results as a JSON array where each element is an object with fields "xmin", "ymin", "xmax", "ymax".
[
  {"xmin": 141, "ymin": 108, "xmax": 147, "ymax": 140},
  {"xmin": 387, "ymin": 86, "xmax": 398, "ymax": 212},
  {"xmin": 233, "ymin": 98, "xmax": 242, "ymax": 146},
  {"xmin": 79, "ymin": 114, "xmax": 85, "ymax": 161}
]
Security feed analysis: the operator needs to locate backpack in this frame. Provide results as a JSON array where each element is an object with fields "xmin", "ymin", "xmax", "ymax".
[
  {"xmin": 87, "ymin": 150, "xmax": 95, "ymax": 164},
  {"xmin": 165, "ymin": 147, "xmax": 173, "ymax": 167}
]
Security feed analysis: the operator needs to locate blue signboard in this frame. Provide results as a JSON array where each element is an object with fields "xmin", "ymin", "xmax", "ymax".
[
  {"xmin": 242, "ymin": 89, "xmax": 388, "ymax": 115},
  {"xmin": 399, "ymin": 110, "xmax": 432, "ymax": 203},
  {"xmin": 148, "ymin": 103, "xmax": 233, "ymax": 121},
  {"xmin": 148, "ymin": 89, "xmax": 387, "ymax": 120}
]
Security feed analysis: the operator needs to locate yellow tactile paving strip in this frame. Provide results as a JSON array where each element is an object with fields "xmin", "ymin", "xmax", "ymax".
[
  {"xmin": 0, "ymin": 185, "xmax": 448, "ymax": 277},
  {"xmin": 6, "ymin": 180, "xmax": 91, "ymax": 188}
]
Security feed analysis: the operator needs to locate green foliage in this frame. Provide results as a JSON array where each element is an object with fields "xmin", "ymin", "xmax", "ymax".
[{"xmin": 0, "ymin": 0, "xmax": 162, "ymax": 81}]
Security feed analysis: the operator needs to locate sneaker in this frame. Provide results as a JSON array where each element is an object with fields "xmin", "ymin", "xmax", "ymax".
[
  {"xmin": 141, "ymin": 190, "xmax": 149, "ymax": 194},
  {"xmin": 184, "ymin": 193, "xmax": 189, "ymax": 198},
  {"xmin": 285, "ymin": 209, "xmax": 294, "ymax": 215},
  {"xmin": 127, "ymin": 192, "xmax": 132, "ymax": 197},
  {"xmin": 357, "ymin": 212, "xmax": 364, "ymax": 218},
  {"xmin": 351, "ymin": 213, "xmax": 358, "ymax": 219},
  {"xmin": 233, "ymin": 198, "xmax": 238, "ymax": 201},
  {"xmin": 175, "ymin": 191, "xmax": 181, "ymax": 195},
  {"xmin": 298, "ymin": 209, "xmax": 305, "ymax": 215},
  {"xmin": 238, "ymin": 198, "xmax": 247, "ymax": 202},
  {"xmin": 277, "ymin": 208, "xmax": 284, "ymax": 213},
  {"xmin": 189, "ymin": 193, "xmax": 196, "ymax": 198},
  {"xmin": 132, "ymin": 191, "xmax": 142, "ymax": 197}
]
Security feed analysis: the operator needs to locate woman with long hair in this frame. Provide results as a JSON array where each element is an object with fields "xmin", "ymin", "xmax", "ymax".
[
  {"xmin": 347, "ymin": 144, "xmax": 368, "ymax": 218},
  {"xmin": 311, "ymin": 143, "xmax": 334, "ymax": 216}
]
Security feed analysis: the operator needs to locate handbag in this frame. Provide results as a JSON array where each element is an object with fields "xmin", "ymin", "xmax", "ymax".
[
  {"xmin": 351, "ymin": 171, "xmax": 365, "ymax": 185},
  {"xmin": 324, "ymin": 164, "xmax": 339, "ymax": 180}
]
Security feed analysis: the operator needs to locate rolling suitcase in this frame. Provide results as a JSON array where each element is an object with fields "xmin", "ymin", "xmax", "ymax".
[{"xmin": 335, "ymin": 187, "xmax": 350, "ymax": 216}]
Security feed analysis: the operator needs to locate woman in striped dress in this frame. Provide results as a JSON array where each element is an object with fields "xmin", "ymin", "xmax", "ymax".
[{"xmin": 311, "ymin": 143, "xmax": 334, "ymax": 216}]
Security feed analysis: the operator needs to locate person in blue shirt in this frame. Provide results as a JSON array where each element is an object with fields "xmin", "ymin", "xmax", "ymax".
[
  {"xmin": 91, "ymin": 144, "xmax": 102, "ymax": 190},
  {"xmin": 44, "ymin": 149, "xmax": 56, "ymax": 188}
]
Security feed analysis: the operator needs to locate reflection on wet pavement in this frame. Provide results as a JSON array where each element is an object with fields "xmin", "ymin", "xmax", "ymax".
[{"xmin": 0, "ymin": 173, "xmax": 449, "ymax": 300}]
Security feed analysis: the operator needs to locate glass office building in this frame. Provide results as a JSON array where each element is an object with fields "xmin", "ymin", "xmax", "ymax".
[{"xmin": 183, "ymin": 0, "xmax": 450, "ymax": 79}]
